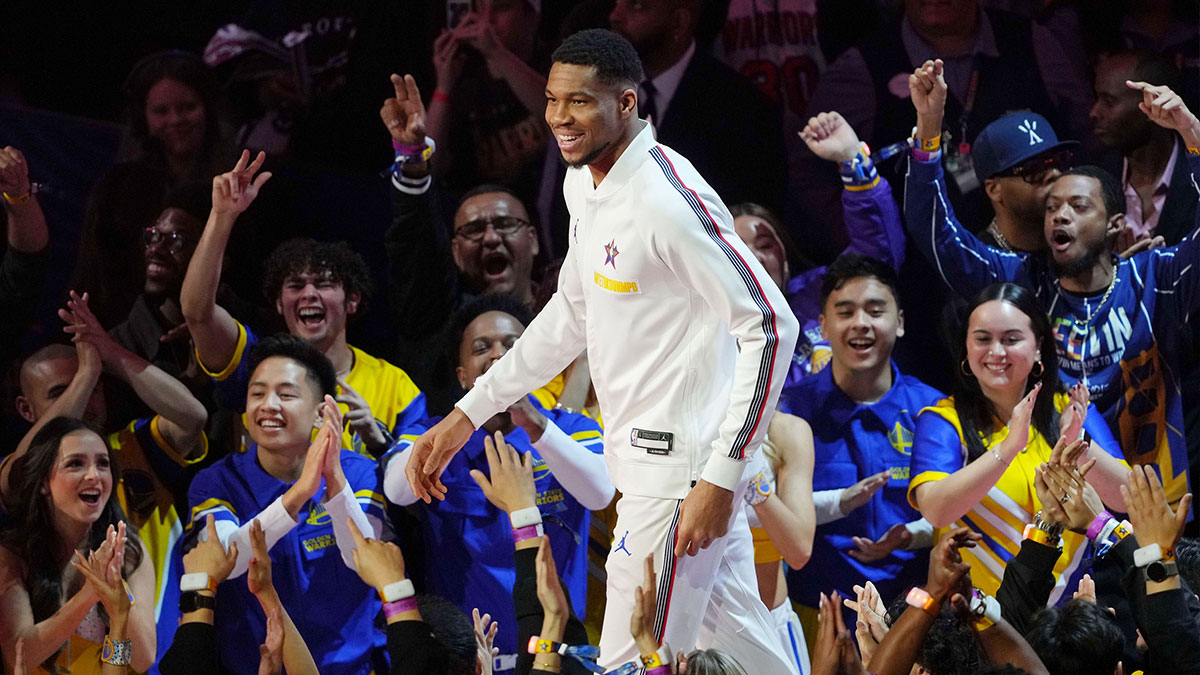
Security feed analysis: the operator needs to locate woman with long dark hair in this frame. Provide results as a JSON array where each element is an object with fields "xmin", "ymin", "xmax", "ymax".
[
  {"xmin": 0, "ymin": 417, "xmax": 155, "ymax": 673},
  {"xmin": 907, "ymin": 283, "xmax": 1129, "ymax": 601}
]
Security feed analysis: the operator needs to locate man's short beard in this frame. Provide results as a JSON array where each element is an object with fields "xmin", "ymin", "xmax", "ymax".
[
  {"xmin": 1053, "ymin": 240, "xmax": 1108, "ymax": 279},
  {"xmin": 561, "ymin": 139, "xmax": 612, "ymax": 169}
]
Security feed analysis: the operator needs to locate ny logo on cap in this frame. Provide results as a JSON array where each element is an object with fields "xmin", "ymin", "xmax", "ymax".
[{"xmin": 1018, "ymin": 119, "xmax": 1043, "ymax": 146}]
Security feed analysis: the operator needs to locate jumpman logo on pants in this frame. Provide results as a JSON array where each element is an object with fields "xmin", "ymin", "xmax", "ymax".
[{"xmin": 615, "ymin": 530, "xmax": 632, "ymax": 556}]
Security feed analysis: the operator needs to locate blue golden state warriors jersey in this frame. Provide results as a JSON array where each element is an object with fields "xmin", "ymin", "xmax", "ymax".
[
  {"xmin": 780, "ymin": 363, "xmax": 943, "ymax": 606},
  {"xmin": 385, "ymin": 397, "xmax": 604, "ymax": 674},
  {"xmin": 183, "ymin": 446, "xmax": 388, "ymax": 675}
]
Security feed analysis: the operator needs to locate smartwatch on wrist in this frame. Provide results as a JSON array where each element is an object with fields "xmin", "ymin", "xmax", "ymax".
[{"xmin": 179, "ymin": 591, "xmax": 217, "ymax": 613}]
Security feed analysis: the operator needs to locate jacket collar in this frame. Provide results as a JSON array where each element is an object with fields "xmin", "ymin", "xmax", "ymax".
[{"xmin": 586, "ymin": 119, "xmax": 657, "ymax": 201}]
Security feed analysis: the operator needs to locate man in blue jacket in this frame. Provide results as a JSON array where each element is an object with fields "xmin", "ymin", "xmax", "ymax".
[{"xmin": 904, "ymin": 59, "xmax": 1200, "ymax": 508}]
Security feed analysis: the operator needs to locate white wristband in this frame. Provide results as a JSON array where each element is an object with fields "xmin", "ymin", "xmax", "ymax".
[
  {"xmin": 379, "ymin": 578, "xmax": 415, "ymax": 603},
  {"xmin": 510, "ymin": 506, "xmax": 543, "ymax": 529}
]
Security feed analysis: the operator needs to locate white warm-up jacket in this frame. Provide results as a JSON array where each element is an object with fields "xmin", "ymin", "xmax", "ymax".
[{"xmin": 458, "ymin": 121, "xmax": 798, "ymax": 499}]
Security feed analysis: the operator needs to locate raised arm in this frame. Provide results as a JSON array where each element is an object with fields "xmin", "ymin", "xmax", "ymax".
[
  {"xmin": 801, "ymin": 112, "xmax": 905, "ymax": 270},
  {"xmin": 903, "ymin": 60, "xmax": 1031, "ymax": 297},
  {"xmin": 1134, "ymin": 82, "xmax": 1200, "ymax": 317},
  {"xmin": 382, "ymin": 74, "xmax": 459, "ymax": 350},
  {"xmin": 868, "ymin": 528, "xmax": 980, "ymax": 675},
  {"xmin": 3, "ymin": 336, "xmax": 101, "ymax": 497},
  {"xmin": 1120, "ymin": 464, "xmax": 1200, "ymax": 675},
  {"xmin": 1, "ymin": 147, "xmax": 49, "ymax": 254},
  {"xmin": 246, "ymin": 520, "xmax": 319, "ymax": 675},
  {"xmin": 911, "ymin": 385, "xmax": 1040, "ymax": 527},
  {"xmin": 453, "ymin": 13, "xmax": 549, "ymax": 117},
  {"xmin": 425, "ymin": 32, "xmax": 466, "ymax": 175},
  {"xmin": 62, "ymin": 291, "xmax": 207, "ymax": 458},
  {"xmin": 318, "ymin": 405, "xmax": 385, "ymax": 571},
  {"xmin": 181, "ymin": 151, "xmax": 272, "ymax": 373},
  {"xmin": 749, "ymin": 413, "xmax": 815, "ymax": 569}
]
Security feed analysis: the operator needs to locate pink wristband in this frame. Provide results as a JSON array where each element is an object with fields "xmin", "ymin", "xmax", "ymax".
[
  {"xmin": 512, "ymin": 524, "xmax": 544, "ymax": 544},
  {"xmin": 383, "ymin": 596, "xmax": 418, "ymax": 618},
  {"xmin": 391, "ymin": 139, "xmax": 426, "ymax": 155},
  {"xmin": 646, "ymin": 668, "xmax": 671, "ymax": 675},
  {"xmin": 910, "ymin": 147, "xmax": 941, "ymax": 162},
  {"xmin": 1087, "ymin": 510, "xmax": 1114, "ymax": 541}
]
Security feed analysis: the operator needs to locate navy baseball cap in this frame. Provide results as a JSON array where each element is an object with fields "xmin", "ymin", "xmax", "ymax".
[{"xmin": 971, "ymin": 112, "xmax": 1078, "ymax": 183}]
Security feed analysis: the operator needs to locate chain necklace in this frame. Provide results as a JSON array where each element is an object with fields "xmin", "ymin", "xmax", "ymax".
[
  {"xmin": 1060, "ymin": 264, "xmax": 1118, "ymax": 331},
  {"xmin": 1057, "ymin": 263, "xmax": 1118, "ymax": 389},
  {"xmin": 986, "ymin": 219, "xmax": 1014, "ymax": 252}
]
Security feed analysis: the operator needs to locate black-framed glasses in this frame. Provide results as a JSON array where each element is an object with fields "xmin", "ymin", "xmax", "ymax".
[
  {"xmin": 454, "ymin": 216, "xmax": 530, "ymax": 241},
  {"xmin": 1001, "ymin": 149, "xmax": 1074, "ymax": 184},
  {"xmin": 143, "ymin": 226, "xmax": 191, "ymax": 252}
]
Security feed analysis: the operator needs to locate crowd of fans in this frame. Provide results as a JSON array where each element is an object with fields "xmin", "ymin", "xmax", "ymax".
[{"xmin": 1, "ymin": 0, "xmax": 1199, "ymax": 673}]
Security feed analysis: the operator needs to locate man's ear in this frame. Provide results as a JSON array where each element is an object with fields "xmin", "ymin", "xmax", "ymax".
[
  {"xmin": 451, "ymin": 237, "xmax": 467, "ymax": 274},
  {"xmin": 346, "ymin": 293, "xmax": 361, "ymax": 316},
  {"xmin": 896, "ymin": 309, "xmax": 905, "ymax": 339},
  {"xmin": 619, "ymin": 87, "xmax": 637, "ymax": 117},
  {"xmin": 819, "ymin": 312, "xmax": 828, "ymax": 341},
  {"xmin": 983, "ymin": 177, "xmax": 1003, "ymax": 205},
  {"xmin": 15, "ymin": 395, "xmax": 35, "ymax": 424},
  {"xmin": 275, "ymin": 297, "xmax": 284, "ymax": 317},
  {"xmin": 1107, "ymin": 212, "xmax": 1126, "ymax": 241},
  {"xmin": 456, "ymin": 365, "xmax": 470, "ymax": 391}
]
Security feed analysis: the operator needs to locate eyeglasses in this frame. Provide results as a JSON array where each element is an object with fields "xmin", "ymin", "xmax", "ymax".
[
  {"xmin": 454, "ymin": 216, "xmax": 530, "ymax": 241},
  {"xmin": 1001, "ymin": 150, "xmax": 1074, "ymax": 184},
  {"xmin": 143, "ymin": 227, "xmax": 191, "ymax": 252}
]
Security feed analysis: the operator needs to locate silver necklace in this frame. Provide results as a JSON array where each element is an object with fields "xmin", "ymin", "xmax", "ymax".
[
  {"xmin": 986, "ymin": 220, "xmax": 1014, "ymax": 252},
  {"xmin": 1056, "ymin": 263, "xmax": 1118, "ymax": 388}
]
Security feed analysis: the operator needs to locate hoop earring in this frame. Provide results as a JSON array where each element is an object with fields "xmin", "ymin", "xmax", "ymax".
[
  {"xmin": 1031, "ymin": 361, "xmax": 1044, "ymax": 378},
  {"xmin": 960, "ymin": 359, "xmax": 974, "ymax": 377}
]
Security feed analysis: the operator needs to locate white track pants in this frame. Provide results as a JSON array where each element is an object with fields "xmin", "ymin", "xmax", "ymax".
[{"xmin": 598, "ymin": 491, "xmax": 793, "ymax": 674}]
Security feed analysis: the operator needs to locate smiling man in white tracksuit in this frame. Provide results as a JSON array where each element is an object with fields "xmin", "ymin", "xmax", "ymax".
[{"xmin": 403, "ymin": 28, "xmax": 798, "ymax": 672}]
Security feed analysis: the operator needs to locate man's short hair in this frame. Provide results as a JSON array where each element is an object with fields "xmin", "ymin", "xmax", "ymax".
[
  {"xmin": 261, "ymin": 238, "xmax": 374, "ymax": 312},
  {"xmin": 161, "ymin": 181, "xmax": 213, "ymax": 227},
  {"xmin": 448, "ymin": 293, "xmax": 533, "ymax": 367},
  {"xmin": 551, "ymin": 29, "xmax": 644, "ymax": 88},
  {"xmin": 1061, "ymin": 166, "xmax": 1124, "ymax": 219},
  {"xmin": 247, "ymin": 333, "xmax": 338, "ymax": 401},
  {"xmin": 1025, "ymin": 599, "xmax": 1124, "ymax": 675},
  {"xmin": 460, "ymin": 183, "xmax": 526, "ymax": 208},
  {"xmin": 414, "ymin": 595, "xmax": 476, "ymax": 675},
  {"xmin": 819, "ymin": 254, "xmax": 900, "ymax": 310},
  {"xmin": 1175, "ymin": 537, "xmax": 1200, "ymax": 592},
  {"xmin": 1110, "ymin": 49, "xmax": 1182, "ymax": 93}
]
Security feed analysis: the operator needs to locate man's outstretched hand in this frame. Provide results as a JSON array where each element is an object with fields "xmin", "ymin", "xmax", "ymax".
[
  {"xmin": 674, "ymin": 479, "xmax": 734, "ymax": 557},
  {"xmin": 406, "ymin": 407, "xmax": 476, "ymax": 502}
]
